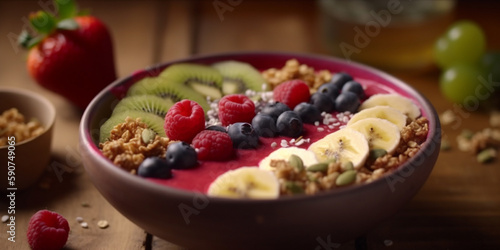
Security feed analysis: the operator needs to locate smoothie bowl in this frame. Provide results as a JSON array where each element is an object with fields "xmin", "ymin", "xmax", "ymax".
[{"xmin": 79, "ymin": 52, "xmax": 440, "ymax": 249}]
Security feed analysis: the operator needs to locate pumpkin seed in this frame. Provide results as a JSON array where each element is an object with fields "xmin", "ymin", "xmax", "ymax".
[
  {"xmin": 285, "ymin": 181, "xmax": 304, "ymax": 194},
  {"xmin": 369, "ymin": 148, "xmax": 387, "ymax": 160},
  {"xmin": 341, "ymin": 161, "xmax": 354, "ymax": 171},
  {"xmin": 335, "ymin": 170, "xmax": 356, "ymax": 186},
  {"xmin": 307, "ymin": 162, "xmax": 329, "ymax": 173},
  {"xmin": 141, "ymin": 128, "xmax": 156, "ymax": 144},
  {"xmin": 288, "ymin": 154, "xmax": 304, "ymax": 172},
  {"xmin": 477, "ymin": 148, "xmax": 497, "ymax": 163}
]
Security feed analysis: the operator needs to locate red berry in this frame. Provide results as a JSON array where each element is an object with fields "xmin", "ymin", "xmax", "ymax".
[
  {"xmin": 27, "ymin": 210, "xmax": 70, "ymax": 250},
  {"xmin": 218, "ymin": 94, "xmax": 255, "ymax": 126},
  {"xmin": 164, "ymin": 100, "xmax": 205, "ymax": 143},
  {"xmin": 273, "ymin": 80, "xmax": 311, "ymax": 109},
  {"xmin": 192, "ymin": 130, "xmax": 234, "ymax": 161}
]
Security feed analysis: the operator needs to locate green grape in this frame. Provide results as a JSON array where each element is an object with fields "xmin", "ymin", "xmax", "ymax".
[
  {"xmin": 434, "ymin": 20, "xmax": 486, "ymax": 69},
  {"xmin": 439, "ymin": 64, "xmax": 484, "ymax": 104}
]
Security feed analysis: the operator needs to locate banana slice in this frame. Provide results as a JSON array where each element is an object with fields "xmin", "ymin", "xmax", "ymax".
[
  {"xmin": 259, "ymin": 147, "xmax": 318, "ymax": 171},
  {"xmin": 348, "ymin": 117, "xmax": 401, "ymax": 154},
  {"xmin": 307, "ymin": 128, "xmax": 369, "ymax": 169},
  {"xmin": 207, "ymin": 167, "xmax": 280, "ymax": 199},
  {"xmin": 347, "ymin": 106, "xmax": 407, "ymax": 131},
  {"xmin": 360, "ymin": 94, "xmax": 421, "ymax": 120}
]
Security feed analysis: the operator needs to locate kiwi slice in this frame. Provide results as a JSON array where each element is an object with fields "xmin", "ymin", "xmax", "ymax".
[
  {"xmin": 159, "ymin": 63, "xmax": 223, "ymax": 100},
  {"xmin": 212, "ymin": 60, "xmax": 269, "ymax": 95},
  {"xmin": 126, "ymin": 75, "xmax": 210, "ymax": 112},
  {"xmin": 112, "ymin": 95, "xmax": 173, "ymax": 118},
  {"xmin": 99, "ymin": 110, "xmax": 166, "ymax": 143}
]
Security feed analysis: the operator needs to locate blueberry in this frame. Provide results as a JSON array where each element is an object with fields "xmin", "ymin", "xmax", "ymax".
[
  {"xmin": 342, "ymin": 80, "xmax": 365, "ymax": 99},
  {"xmin": 227, "ymin": 122, "xmax": 259, "ymax": 149},
  {"xmin": 166, "ymin": 142, "xmax": 198, "ymax": 169},
  {"xmin": 335, "ymin": 92, "xmax": 360, "ymax": 113},
  {"xmin": 329, "ymin": 72, "xmax": 353, "ymax": 89},
  {"xmin": 260, "ymin": 102, "xmax": 291, "ymax": 121},
  {"xmin": 317, "ymin": 82, "xmax": 340, "ymax": 100},
  {"xmin": 276, "ymin": 111, "xmax": 303, "ymax": 138},
  {"xmin": 252, "ymin": 114, "xmax": 278, "ymax": 137},
  {"xmin": 137, "ymin": 157, "xmax": 172, "ymax": 179},
  {"xmin": 206, "ymin": 125, "xmax": 227, "ymax": 133},
  {"xmin": 309, "ymin": 93, "xmax": 335, "ymax": 113},
  {"xmin": 294, "ymin": 102, "xmax": 322, "ymax": 124}
]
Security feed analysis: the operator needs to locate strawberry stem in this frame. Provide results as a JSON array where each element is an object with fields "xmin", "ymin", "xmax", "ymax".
[
  {"xmin": 29, "ymin": 11, "xmax": 56, "ymax": 34},
  {"xmin": 56, "ymin": 0, "xmax": 77, "ymax": 20}
]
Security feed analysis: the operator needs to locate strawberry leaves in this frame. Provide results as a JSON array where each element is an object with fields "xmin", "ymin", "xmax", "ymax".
[{"xmin": 19, "ymin": 0, "xmax": 80, "ymax": 49}]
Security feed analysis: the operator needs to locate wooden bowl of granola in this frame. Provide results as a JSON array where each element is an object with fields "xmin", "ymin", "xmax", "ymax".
[
  {"xmin": 0, "ymin": 87, "xmax": 56, "ymax": 190},
  {"xmin": 79, "ymin": 52, "xmax": 441, "ymax": 249}
]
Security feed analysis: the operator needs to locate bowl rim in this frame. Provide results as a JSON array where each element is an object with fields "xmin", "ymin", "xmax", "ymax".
[
  {"xmin": 80, "ymin": 51, "xmax": 441, "ymax": 204},
  {"xmin": 0, "ymin": 86, "xmax": 56, "ymax": 149}
]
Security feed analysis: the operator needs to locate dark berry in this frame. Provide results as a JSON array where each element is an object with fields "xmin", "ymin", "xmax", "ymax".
[
  {"xmin": 192, "ymin": 130, "xmax": 234, "ymax": 161},
  {"xmin": 27, "ymin": 210, "xmax": 70, "ymax": 250},
  {"xmin": 227, "ymin": 122, "xmax": 259, "ymax": 149},
  {"xmin": 137, "ymin": 157, "xmax": 172, "ymax": 179},
  {"xmin": 218, "ymin": 94, "xmax": 256, "ymax": 126},
  {"xmin": 342, "ymin": 80, "xmax": 365, "ymax": 99},
  {"xmin": 335, "ymin": 92, "xmax": 361, "ymax": 113},
  {"xmin": 273, "ymin": 80, "xmax": 311, "ymax": 109},
  {"xmin": 310, "ymin": 93, "xmax": 335, "ymax": 113},
  {"xmin": 276, "ymin": 111, "xmax": 303, "ymax": 138},
  {"xmin": 260, "ymin": 102, "xmax": 291, "ymax": 121},
  {"xmin": 206, "ymin": 125, "xmax": 227, "ymax": 133},
  {"xmin": 252, "ymin": 114, "xmax": 278, "ymax": 137},
  {"xmin": 294, "ymin": 102, "xmax": 322, "ymax": 124},
  {"xmin": 166, "ymin": 142, "xmax": 198, "ymax": 169},
  {"xmin": 164, "ymin": 100, "xmax": 205, "ymax": 143},
  {"xmin": 330, "ymin": 72, "xmax": 353, "ymax": 89},
  {"xmin": 317, "ymin": 82, "xmax": 340, "ymax": 100}
]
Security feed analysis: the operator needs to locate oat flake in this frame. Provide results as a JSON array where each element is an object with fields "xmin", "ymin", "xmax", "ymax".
[{"xmin": 97, "ymin": 220, "xmax": 109, "ymax": 229}]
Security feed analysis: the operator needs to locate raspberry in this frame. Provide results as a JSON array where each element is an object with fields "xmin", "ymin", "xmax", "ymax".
[
  {"xmin": 218, "ymin": 94, "xmax": 255, "ymax": 126},
  {"xmin": 164, "ymin": 100, "xmax": 206, "ymax": 143},
  {"xmin": 192, "ymin": 130, "xmax": 234, "ymax": 161},
  {"xmin": 273, "ymin": 80, "xmax": 311, "ymax": 109},
  {"xmin": 27, "ymin": 210, "xmax": 70, "ymax": 250}
]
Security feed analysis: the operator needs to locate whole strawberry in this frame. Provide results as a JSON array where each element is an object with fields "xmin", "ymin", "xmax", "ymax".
[{"xmin": 20, "ymin": 0, "xmax": 116, "ymax": 110}]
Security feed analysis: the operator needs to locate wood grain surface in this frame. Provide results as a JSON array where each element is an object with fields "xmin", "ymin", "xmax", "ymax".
[{"xmin": 0, "ymin": 1, "xmax": 499, "ymax": 249}]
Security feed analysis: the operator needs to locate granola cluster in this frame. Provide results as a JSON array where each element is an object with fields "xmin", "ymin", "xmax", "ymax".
[
  {"xmin": 99, "ymin": 117, "xmax": 172, "ymax": 173},
  {"xmin": 273, "ymin": 117, "xmax": 429, "ymax": 196},
  {"xmin": 261, "ymin": 59, "xmax": 332, "ymax": 90},
  {"xmin": 0, "ymin": 108, "xmax": 44, "ymax": 146}
]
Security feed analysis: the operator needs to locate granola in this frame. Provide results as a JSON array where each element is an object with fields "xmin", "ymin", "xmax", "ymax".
[
  {"xmin": 0, "ymin": 108, "xmax": 44, "ymax": 146},
  {"xmin": 261, "ymin": 59, "xmax": 332, "ymax": 90}
]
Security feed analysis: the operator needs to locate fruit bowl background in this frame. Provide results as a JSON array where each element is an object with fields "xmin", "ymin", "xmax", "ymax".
[{"xmin": 79, "ymin": 52, "xmax": 441, "ymax": 249}]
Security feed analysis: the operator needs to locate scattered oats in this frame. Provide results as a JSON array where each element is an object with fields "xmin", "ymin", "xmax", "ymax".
[
  {"xmin": 97, "ymin": 220, "xmax": 109, "ymax": 229},
  {"xmin": 280, "ymin": 140, "xmax": 289, "ymax": 148},
  {"xmin": 289, "ymin": 138, "xmax": 296, "ymax": 144},
  {"xmin": 295, "ymin": 139, "xmax": 306, "ymax": 146},
  {"xmin": 339, "ymin": 125, "xmax": 347, "ymax": 129},
  {"xmin": 271, "ymin": 142, "xmax": 278, "ymax": 148},
  {"xmin": 1, "ymin": 215, "xmax": 9, "ymax": 223},
  {"xmin": 328, "ymin": 125, "xmax": 334, "ymax": 130},
  {"xmin": 317, "ymin": 127, "xmax": 325, "ymax": 132},
  {"xmin": 261, "ymin": 83, "xmax": 268, "ymax": 91},
  {"xmin": 76, "ymin": 217, "xmax": 84, "ymax": 223},
  {"xmin": 490, "ymin": 111, "xmax": 500, "ymax": 127},
  {"xmin": 440, "ymin": 110, "xmax": 456, "ymax": 126},
  {"xmin": 314, "ymin": 121, "xmax": 320, "ymax": 126},
  {"xmin": 440, "ymin": 138, "xmax": 451, "ymax": 151},
  {"xmin": 384, "ymin": 239, "xmax": 393, "ymax": 247},
  {"xmin": 333, "ymin": 122, "xmax": 340, "ymax": 127},
  {"xmin": 80, "ymin": 222, "xmax": 88, "ymax": 228}
]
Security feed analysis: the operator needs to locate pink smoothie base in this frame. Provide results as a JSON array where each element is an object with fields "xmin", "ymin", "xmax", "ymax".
[{"xmin": 144, "ymin": 78, "xmax": 394, "ymax": 193}]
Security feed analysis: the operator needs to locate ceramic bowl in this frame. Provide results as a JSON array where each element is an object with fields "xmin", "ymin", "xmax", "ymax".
[
  {"xmin": 0, "ymin": 87, "xmax": 55, "ymax": 190},
  {"xmin": 79, "ymin": 52, "xmax": 441, "ymax": 249}
]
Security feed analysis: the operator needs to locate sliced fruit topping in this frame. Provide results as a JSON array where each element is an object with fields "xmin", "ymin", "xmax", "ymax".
[
  {"xmin": 348, "ymin": 117, "xmax": 401, "ymax": 154},
  {"xmin": 127, "ymin": 76, "xmax": 210, "ymax": 112},
  {"xmin": 308, "ymin": 128, "xmax": 369, "ymax": 169},
  {"xmin": 227, "ymin": 122, "xmax": 259, "ymax": 149},
  {"xmin": 99, "ymin": 110, "xmax": 165, "ymax": 143},
  {"xmin": 165, "ymin": 141, "xmax": 199, "ymax": 169},
  {"xmin": 259, "ymin": 147, "xmax": 318, "ymax": 171},
  {"xmin": 276, "ymin": 111, "xmax": 303, "ymax": 138},
  {"xmin": 273, "ymin": 79, "xmax": 311, "ymax": 109},
  {"xmin": 112, "ymin": 95, "xmax": 174, "ymax": 118},
  {"xmin": 207, "ymin": 167, "xmax": 280, "ymax": 199},
  {"xmin": 192, "ymin": 130, "xmax": 234, "ymax": 161},
  {"xmin": 212, "ymin": 60, "xmax": 269, "ymax": 94},
  {"xmin": 218, "ymin": 94, "xmax": 256, "ymax": 126},
  {"xmin": 164, "ymin": 100, "xmax": 205, "ymax": 143},
  {"xmin": 294, "ymin": 102, "xmax": 322, "ymax": 124},
  {"xmin": 137, "ymin": 157, "xmax": 172, "ymax": 179},
  {"xmin": 159, "ymin": 63, "xmax": 223, "ymax": 100},
  {"xmin": 360, "ymin": 93, "xmax": 421, "ymax": 120},
  {"xmin": 347, "ymin": 106, "xmax": 407, "ymax": 131}
]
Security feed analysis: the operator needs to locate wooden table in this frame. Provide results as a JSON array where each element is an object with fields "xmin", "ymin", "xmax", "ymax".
[{"xmin": 1, "ymin": 0, "xmax": 499, "ymax": 249}]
